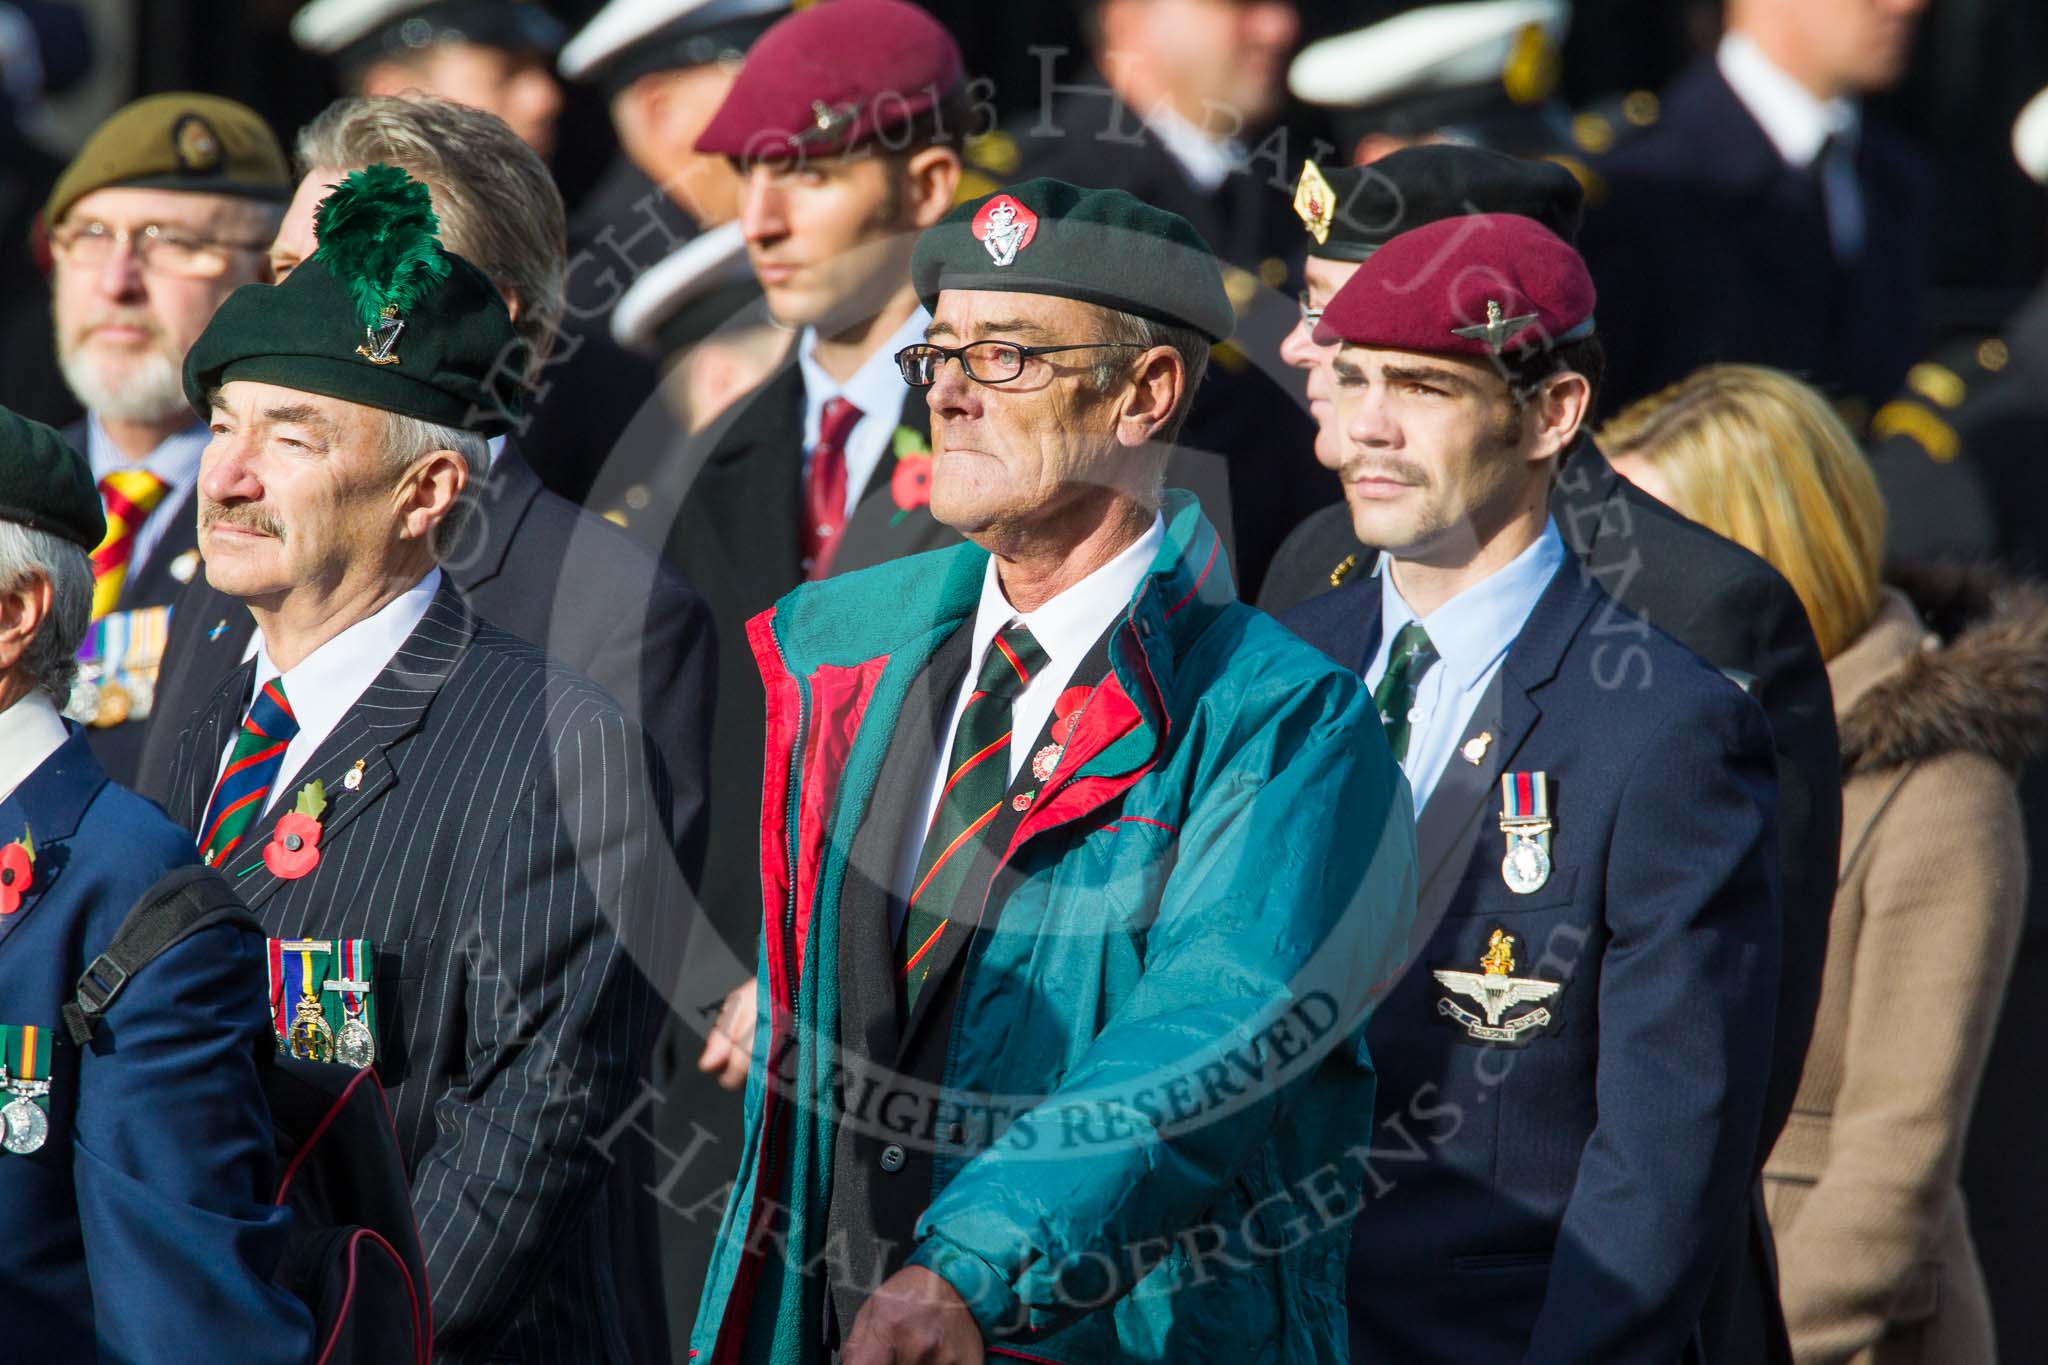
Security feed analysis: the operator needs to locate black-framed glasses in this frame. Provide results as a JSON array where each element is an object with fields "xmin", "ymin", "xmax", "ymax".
[{"xmin": 895, "ymin": 340, "xmax": 1144, "ymax": 388}]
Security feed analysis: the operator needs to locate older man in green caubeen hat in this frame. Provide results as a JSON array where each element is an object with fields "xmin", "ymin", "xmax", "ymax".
[
  {"xmin": 688, "ymin": 177, "xmax": 1416, "ymax": 1365},
  {"xmin": 161, "ymin": 164, "xmax": 677, "ymax": 1363}
]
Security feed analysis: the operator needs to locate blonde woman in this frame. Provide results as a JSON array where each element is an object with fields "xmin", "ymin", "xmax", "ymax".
[{"xmin": 1603, "ymin": 364, "xmax": 2048, "ymax": 1365}]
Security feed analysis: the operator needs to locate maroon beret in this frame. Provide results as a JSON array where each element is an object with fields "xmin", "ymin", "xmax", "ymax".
[
  {"xmin": 694, "ymin": 0, "xmax": 964, "ymax": 161},
  {"xmin": 1314, "ymin": 212, "xmax": 1596, "ymax": 361}
]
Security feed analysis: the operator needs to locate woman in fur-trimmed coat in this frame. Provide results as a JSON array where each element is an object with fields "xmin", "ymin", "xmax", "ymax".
[{"xmin": 1603, "ymin": 364, "xmax": 2048, "ymax": 1365}]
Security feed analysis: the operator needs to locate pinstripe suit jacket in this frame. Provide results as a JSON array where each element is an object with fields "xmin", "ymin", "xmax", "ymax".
[{"xmin": 163, "ymin": 582, "xmax": 676, "ymax": 1365}]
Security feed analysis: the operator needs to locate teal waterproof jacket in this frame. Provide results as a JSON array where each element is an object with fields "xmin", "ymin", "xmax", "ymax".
[{"xmin": 690, "ymin": 493, "xmax": 1418, "ymax": 1363}]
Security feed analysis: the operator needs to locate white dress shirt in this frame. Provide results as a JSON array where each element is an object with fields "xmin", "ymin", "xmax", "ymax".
[
  {"xmin": 1144, "ymin": 104, "xmax": 1239, "ymax": 194},
  {"xmin": 85, "ymin": 416, "xmax": 207, "ymax": 575},
  {"xmin": 796, "ymin": 306, "xmax": 931, "ymax": 518},
  {"xmin": 1365, "ymin": 519, "xmax": 1565, "ymax": 813},
  {"xmin": 892, "ymin": 515, "xmax": 1166, "ymax": 909},
  {"xmin": 0, "ymin": 690, "xmax": 70, "ymax": 804},
  {"xmin": 1718, "ymin": 31, "xmax": 1865, "ymax": 257},
  {"xmin": 221, "ymin": 568, "xmax": 441, "ymax": 813}
]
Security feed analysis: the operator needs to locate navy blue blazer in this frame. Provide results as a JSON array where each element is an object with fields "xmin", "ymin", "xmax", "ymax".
[
  {"xmin": 1283, "ymin": 559, "xmax": 1781, "ymax": 1363},
  {"xmin": 0, "ymin": 727, "xmax": 309, "ymax": 1363}
]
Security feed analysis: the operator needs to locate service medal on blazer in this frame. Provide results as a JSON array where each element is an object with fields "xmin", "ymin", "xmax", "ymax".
[
  {"xmin": 323, "ymin": 937, "xmax": 377, "ymax": 1070},
  {"xmin": 1, "ymin": 1023, "xmax": 53, "ymax": 1155},
  {"xmin": 271, "ymin": 939, "xmax": 336, "ymax": 1063},
  {"xmin": 1432, "ymin": 929, "xmax": 1562, "ymax": 1045},
  {"xmin": 1499, "ymin": 770, "xmax": 1554, "ymax": 894}
]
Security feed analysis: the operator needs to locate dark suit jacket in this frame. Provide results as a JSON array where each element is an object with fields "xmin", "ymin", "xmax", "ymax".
[
  {"xmin": 661, "ymin": 361, "xmax": 960, "ymax": 967},
  {"xmin": 138, "ymin": 443, "xmax": 714, "ymax": 881},
  {"xmin": 1283, "ymin": 558, "xmax": 1781, "ymax": 1364},
  {"xmin": 62, "ymin": 418, "xmax": 202, "ymax": 787},
  {"xmin": 1582, "ymin": 57, "xmax": 1935, "ymax": 413},
  {"xmin": 0, "ymin": 728, "xmax": 310, "ymax": 1364},
  {"xmin": 160, "ymin": 585, "xmax": 676, "ymax": 1364}
]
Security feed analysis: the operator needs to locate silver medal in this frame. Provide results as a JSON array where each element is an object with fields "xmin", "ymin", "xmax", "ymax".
[
  {"xmin": 1501, "ymin": 838, "xmax": 1552, "ymax": 895},
  {"xmin": 2, "ymin": 1095, "xmax": 48, "ymax": 1155},
  {"xmin": 336, "ymin": 1016, "xmax": 376, "ymax": 1070}
]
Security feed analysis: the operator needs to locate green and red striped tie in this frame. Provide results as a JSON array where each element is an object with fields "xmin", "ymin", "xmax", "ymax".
[
  {"xmin": 900, "ymin": 620, "xmax": 1047, "ymax": 1010},
  {"xmin": 198, "ymin": 678, "xmax": 299, "ymax": 867}
]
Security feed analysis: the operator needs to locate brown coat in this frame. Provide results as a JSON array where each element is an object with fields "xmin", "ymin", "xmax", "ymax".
[{"xmin": 1764, "ymin": 570, "xmax": 2048, "ymax": 1365}]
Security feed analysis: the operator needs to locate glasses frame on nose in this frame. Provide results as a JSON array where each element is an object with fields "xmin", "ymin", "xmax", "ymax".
[
  {"xmin": 1296, "ymin": 290, "xmax": 1324, "ymax": 328},
  {"xmin": 896, "ymin": 340, "xmax": 1146, "ymax": 388},
  {"xmin": 48, "ymin": 220, "xmax": 274, "ymax": 280}
]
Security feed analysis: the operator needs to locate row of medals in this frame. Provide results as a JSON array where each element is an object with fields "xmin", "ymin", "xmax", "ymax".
[
  {"xmin": 287, "ymin": 988, "xmax": 377, "ymax": 1069},
  {"xmin": 0, "ymin": 1067, "xmax": 50, "ymax": 1155},
  {"xmin": 65, "ymin": 660, "xmax": 152, "ymax": 730}
]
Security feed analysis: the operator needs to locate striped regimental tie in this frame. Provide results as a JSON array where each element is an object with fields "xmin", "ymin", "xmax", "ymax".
[
  {"xmin": 90, "ymin": 469, "xmax": 171, "ymax": 620},
  {"xmin": 899, "ymin": 620, "xmax": 1048, "ymax": 1011},
  {"xmin": 198, "ymin": 679, "xmax": 299, "ymax": 867}
]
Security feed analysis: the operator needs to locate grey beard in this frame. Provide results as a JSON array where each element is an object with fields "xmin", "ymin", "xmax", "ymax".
[{"xmin": 60, "ymin": 342, "xmax": 189, "ymax": 425}]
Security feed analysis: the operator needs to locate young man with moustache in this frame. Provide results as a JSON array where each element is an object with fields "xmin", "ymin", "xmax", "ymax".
[
  {"xmin": 667, "ymin": 0, "xmax": 970, "ymax": 1082},
  {"xmin": 161, "ymin": 165, "xmax": 674, "ymax": 1363},
  {"xmin": 41, "ymin": 94, "xmax": 289, "ymax": 783},
  {"xmin": 688, "ymin": 178, "xmax": 1415, "ymax": 1365},
  {"xmin": 1259, "ymin": 143, "xmax": 1841, "ymax": 1365},
  {"xmin": 1282, "ymin": 214, "xmax": 1781, "ymax": 1363}
]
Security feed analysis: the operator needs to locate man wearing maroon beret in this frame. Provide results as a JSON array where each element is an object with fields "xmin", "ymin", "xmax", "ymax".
[
  {"xmin": 1281, "ymin": 213, "xmax": 1784, "ymax": 1364},
  {"xmin": 669, "ymin": 0, "xmax": 971, "ymax": 1092}
]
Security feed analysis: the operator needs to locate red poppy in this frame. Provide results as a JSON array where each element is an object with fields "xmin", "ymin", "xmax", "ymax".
[
  {"xmin": 891, "ymin": 453, "xmax": 933, "ymax": 512},
  {"xmin": 0, "ymin": 841, "xmax": 31, "ymax": 915},
  {"xmin": 1049, "ymin": 686, "xmax": 1092, "ymax": 745},
  {"xmin": 263, "ymin": 812, "xmax": 323, "ymax": 879}
]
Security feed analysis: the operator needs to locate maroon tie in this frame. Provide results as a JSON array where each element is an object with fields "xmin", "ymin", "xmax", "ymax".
[{"xmin": 803, "ymin": 396, "xmax": 863, "ymax": 579}]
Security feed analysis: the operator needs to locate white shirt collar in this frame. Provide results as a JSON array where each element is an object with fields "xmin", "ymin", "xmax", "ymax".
[
  {"xmin": 970, "ymin": 513, "xmax": 1166, "ymax": 682},
  {"xmin": 1718, "ymin": 31, "xmax": 1859, "ymax": 168},
  {"xmin": 0, "ymin": 690, "xmax": 70, "ymax": 805},
  {"xmin": 486, "ymin": 434, "xmax": 507, "ymax": 469},
  {"xmin": 245, "ymin": 568, "xmax": 441, "ymax": 806},
  {"xmin": 1144, "ymin": 104, "xmax": 1238, "ymax": 194}
]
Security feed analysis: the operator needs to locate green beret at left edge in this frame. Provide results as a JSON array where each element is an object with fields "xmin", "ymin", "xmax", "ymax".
[
  {"xmin": 912, "ymin": 177, "xmax": 1236, "ymax": 343},
  {"xmin": 183, "ymin": 166, "xmax": 525, "ymax": 435},
  {"xmin": 0, "ymin": 406, "xmax": 105, "ymax": 550}
]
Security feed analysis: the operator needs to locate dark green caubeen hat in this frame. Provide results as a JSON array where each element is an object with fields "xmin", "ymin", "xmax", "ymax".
[{"xmin": 183, "ymin": 164, "xmax": 526, "ymax": 434}]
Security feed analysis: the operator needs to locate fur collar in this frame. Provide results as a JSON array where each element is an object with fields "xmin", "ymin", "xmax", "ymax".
[{"xmin": 1838, "ymin": 564, "xmax": 2048, "ymax": 777}]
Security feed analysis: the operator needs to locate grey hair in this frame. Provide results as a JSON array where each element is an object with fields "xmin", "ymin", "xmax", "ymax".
[
  {"xmin": 383, "ymin": 412, "xmax": 489, "ymax": 555},
  {"xmin": 0, "ymin": 522, "xmax": 93, "ymax": 704},
  {"xmin": 1088, "ymin": 307, "xmax": 1210, "ymax": 447},
  {"xmin": 295, "ymin": 96, "xmax": 567, "ymax": 387}
]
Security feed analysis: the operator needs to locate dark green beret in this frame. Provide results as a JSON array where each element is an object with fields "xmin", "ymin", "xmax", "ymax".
[
  {"xmin": 183, "ymin": 165, "xmax": 525, "ymax": 435},
  {"xmin": 0, "ymin": 406, "xmax": 104, "ymax": 550},
  {"xmin": 912, "ymin": 178, "xmax": 1235, "ymax": 343},
  {"xmin": 46, "ymin": 92, "xmax": 289, "ymax": 227}
]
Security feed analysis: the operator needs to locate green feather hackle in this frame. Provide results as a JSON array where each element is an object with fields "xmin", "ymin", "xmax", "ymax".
[{"xmin": 311, "ymin": 163, "xmax": 451, "ymax": 331}]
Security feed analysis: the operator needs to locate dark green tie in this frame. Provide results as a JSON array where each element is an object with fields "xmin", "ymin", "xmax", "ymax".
[
  {"xmin": 900, "ymin": 620, "xmax": 1050, "ymax": 1010},
  {"xmin": 1373, "ymin": 621, "xmax": 1438, "ymax": 763}
]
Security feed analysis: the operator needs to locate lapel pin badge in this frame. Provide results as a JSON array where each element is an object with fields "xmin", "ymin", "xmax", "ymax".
[
  {"xmin": 207, "ymin": 618, "xmax": 228, "ymax": 642},
  {"xmin": 1461, "ymin": 731, "xmax": 1493, "ymax": 765},
  {"xmin": 343, "ymin": 759, "xmax": 366, "ymax": 792}
]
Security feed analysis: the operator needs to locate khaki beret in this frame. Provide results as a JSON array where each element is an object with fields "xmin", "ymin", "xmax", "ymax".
[{"xmin": 45, "ymin": 92, "xmax": 290, "ymax": 227}]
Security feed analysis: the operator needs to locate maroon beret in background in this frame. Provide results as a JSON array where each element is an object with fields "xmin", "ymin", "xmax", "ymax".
[
  {"xmin": 694, "ymin": 0, "xmax": 965, "ymax": 161},
  {"xmin": 1314, "ymin": 212, "xmax": 1597, "ymax": 361}
]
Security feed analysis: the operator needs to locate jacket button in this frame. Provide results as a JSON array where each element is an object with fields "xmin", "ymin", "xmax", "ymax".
[
  {"xmin": 944, "ymin": 1123, "xmax": 966, "ymax": 1145},
  {"xmin": 879, "ymin": 1144, "xmax": 906, "ymax": 1173}
]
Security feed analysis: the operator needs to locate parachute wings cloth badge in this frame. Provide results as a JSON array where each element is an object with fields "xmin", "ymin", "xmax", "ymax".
[{"xmin": 1433, "ymin": 928, "xmax": 1562, "ymax": 1045}]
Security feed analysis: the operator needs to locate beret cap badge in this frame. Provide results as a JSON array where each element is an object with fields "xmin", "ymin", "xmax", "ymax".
[
  {"xmin": 1293, "ymin": 160, "xmax": 1337, "ymax": 245},
  {"xmin": 172, "ymin": 114, "xmax": 223, "ymax": 172},
  {"xmin": 310, "ymin": 163, "xmax": 452, "ymax": 369},
  {"xmin": 1451, "ymin": 299, "xmax": 1541, "ymax": 355},
  {"xmin": 972, "ymin": 194, "xmax": 1037, "ymax": 267}
]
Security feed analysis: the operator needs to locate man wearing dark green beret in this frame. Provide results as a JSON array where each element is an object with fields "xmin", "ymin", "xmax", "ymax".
[
  {"xmin": 43, "ymin": 92, "xmax": 290, "ymax": 785},
  {"xmin": 687, "ymin": 177, "xmax": 1416, "ymax": 1365},
  {"xmin": 158, "ymin": 164, "xmax": 678, "ymax": 1362},
  {"xmin": 0, "ymin": 406, "xmax": 312, "ymax": 1363}
]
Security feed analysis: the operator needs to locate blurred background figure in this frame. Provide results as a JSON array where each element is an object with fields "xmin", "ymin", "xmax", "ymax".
[
  {"xmin": 1606, "ymin": 364, "xmax": 2044, "ymax": 1365},
  {"xmin": 606, "ymin": 220, "xmax": 774, "ymax": 438},
  {"xmin": 532, "ymin": 0, "xmax": 787, "ymax": 506},
  {"xmin": 1582, "ymin": 0, "xmax": 1934, "ymax": 421},
  {"xmin": 289, "ymin": 0, "xmax": 566, "ymax": 155},
  {"xmin": 1287, "ymin": 0, "xmax": 1576, "ymax": 163}
]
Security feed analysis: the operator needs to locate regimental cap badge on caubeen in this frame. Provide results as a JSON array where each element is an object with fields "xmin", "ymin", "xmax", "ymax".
[
  {"xmin": 314, "ymin": 164, "xmax": 451, "ymax": 367},
  {"xmin": 1293, "ymin": 160, "xmax": 1337, "ymax": 245},
  {"xmin": 973, "ymin": 193, "xmax": 1038, "ymax": 267}
]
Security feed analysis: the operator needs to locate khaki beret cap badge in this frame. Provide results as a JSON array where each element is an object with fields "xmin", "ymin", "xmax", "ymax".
[{"xmin": 172, "ymin": 114, "xmax": 223, "ymax": 172}]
